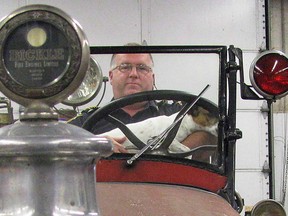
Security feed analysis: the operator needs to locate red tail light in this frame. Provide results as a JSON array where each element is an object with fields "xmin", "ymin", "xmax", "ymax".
[{"xmin": 250, "ymin": 50, "xmax": 288, "ymax": 99}]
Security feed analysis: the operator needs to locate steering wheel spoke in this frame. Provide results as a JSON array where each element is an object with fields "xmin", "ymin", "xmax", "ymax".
[{"xmin": 105, "ymin": 115, "xmax": 146, "ymax": 149}]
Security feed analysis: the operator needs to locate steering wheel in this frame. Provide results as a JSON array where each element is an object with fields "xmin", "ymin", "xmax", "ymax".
[{"xmin": 82, "ymin": 90, "xmax": 219, "ymax": 157}]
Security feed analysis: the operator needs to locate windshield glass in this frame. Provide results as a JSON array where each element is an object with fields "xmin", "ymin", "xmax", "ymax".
[
  {"xmin": 92, "ymin": 52, "xmax": 220, "ymax": 105},
  {"xmin": 70, "ymin": 46, "xmax": 225, "ymax": 167}
]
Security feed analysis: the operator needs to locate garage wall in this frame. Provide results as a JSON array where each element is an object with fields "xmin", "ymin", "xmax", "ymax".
[
  {"xmin": 0, "ymin": 0, "xmax": 277, "ymax": 213},
  {"xmin": 0, "ymin": 0, "xmax": 266, "ymax": 109},
  {"xmin": 269, "ymin": 0, "xmax": 288, "ymax": 209}
]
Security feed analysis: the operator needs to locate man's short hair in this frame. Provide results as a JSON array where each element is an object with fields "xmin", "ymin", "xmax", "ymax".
[{"xmin": 110, "ymin": 42, "xmax": 154, "ymax": 69}]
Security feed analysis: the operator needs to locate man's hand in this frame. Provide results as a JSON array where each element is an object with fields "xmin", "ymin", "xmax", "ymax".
[{"xmin": 105, "ymin": 136, "xmax": 128, "ymax": 153}]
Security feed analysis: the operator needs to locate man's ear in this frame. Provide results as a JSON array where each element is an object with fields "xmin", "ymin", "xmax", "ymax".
[
  {"xmin": 153, "ymin": 76, "xmax": 157, "ymax": 90},
  {"xmin": 108, "ymin": 71, "xmax": 113, "ymax": 84}
]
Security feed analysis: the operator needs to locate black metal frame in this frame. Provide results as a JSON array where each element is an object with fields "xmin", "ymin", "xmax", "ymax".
[{"xmin": 90, "ymin": 45, "xmax": 243, "ymax": 209}]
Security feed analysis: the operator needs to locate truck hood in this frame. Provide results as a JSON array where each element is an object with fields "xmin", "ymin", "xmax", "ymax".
[{"xmin": 97, "ymin": 182, "xmax": 239, "ymax": 216}]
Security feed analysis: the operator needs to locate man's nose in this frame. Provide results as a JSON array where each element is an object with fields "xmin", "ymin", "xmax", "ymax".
[{"xmin": 129, "ymin": 66, "xmax": 139, "ymax": 77}]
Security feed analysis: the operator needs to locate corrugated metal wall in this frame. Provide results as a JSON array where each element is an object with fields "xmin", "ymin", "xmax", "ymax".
[
  {"xmin": 0, "ymin": 0, "xmax": 286, "ymax": 214},
  {"xmin": 269, "ymin": 0, "xmax": 288, "ymax": 210},
  {"xmin": 270, "ymin": 0, "xmax": 288, "ymax": 112}
]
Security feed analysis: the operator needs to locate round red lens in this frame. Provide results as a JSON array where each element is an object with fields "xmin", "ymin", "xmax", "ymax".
[{"xmin": 251, "ymin": 51, "xmax": 288, "ymax": 99}]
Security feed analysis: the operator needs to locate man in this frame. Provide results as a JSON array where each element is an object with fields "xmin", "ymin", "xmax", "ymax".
[{"xmin": 69, "ymin": 43, "xmax": 216, "ymax": 153}]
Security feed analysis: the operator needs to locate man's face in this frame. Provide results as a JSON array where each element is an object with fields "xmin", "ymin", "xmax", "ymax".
[{"xmin": 109, "ymin": 54, "xmax": 154, "ymax": 99}]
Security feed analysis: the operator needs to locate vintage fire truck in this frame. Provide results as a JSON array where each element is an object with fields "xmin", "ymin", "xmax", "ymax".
[{"xmin": 0, "ymin": 3, "xmax": 287, "ymax": 216}]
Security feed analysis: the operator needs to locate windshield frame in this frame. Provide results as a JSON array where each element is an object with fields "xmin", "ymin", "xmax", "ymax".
[{"xmin": 90, "ymin": 45, "xmax": 228, "ymax": 170}]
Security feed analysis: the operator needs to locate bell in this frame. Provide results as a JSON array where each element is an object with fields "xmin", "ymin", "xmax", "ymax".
[{"xmin": 0, "ymin": 109, "xmax": 112, "ymax": 215}]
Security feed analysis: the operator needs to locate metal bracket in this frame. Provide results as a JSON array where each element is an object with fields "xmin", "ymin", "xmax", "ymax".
[
  {"xmin": 262, "ymin": 160, "xmax": 271, "ymax": 179},
  {"xmin": 260, "ymin": 100, "xmax": 269, "ymax": 120},
  {"xmin": 226, "ymin": 128, "xmax": 243, "ymax": 141}
]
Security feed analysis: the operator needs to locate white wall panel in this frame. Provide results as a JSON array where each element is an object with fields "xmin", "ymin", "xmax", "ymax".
[
  {"xmin": 0, "ymin": 1, "xmax": 276, "ymax": 212},
  {"xmin": 0, "ymin": 0, "xmax": 266, "ymax": 111},
  {"xmin": 145, "ymin": 0, "xmax": 265, "ymax": 50},
  {"xmin": 236, "ymin": 110, "xmax": 269, "ymax": 169},
  {"xmin": 22, "ymin": 0, "xmax": 142, "ymax": 45},
  {"xmin": 274, "ymin": 113, "xmax": 288, "ymax": 206},
  {"xmin": 235, "ymin": 109, "xmax": 270, "ymax": 208},
  {"xmin": 1, "ymin": 0, "xmax": 265, "ymax": 48},
  {"xmin": 235, "ymin": 171, "xmax": 270, "ymax": 208}
]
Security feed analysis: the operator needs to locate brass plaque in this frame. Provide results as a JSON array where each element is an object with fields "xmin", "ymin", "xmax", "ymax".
[{"xmin": 0, "ymin": 5, "xmax": 89, "ymax": 106}]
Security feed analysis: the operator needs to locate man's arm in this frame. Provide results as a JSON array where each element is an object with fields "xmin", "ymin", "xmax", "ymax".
[
  {"xmin": 67, "ymin": 106, "xmax": 99, "ymax": 127},
  {"xmin": 181, "ymin": 131, "xmax": 217, "ymax": 149},
  {"xmin": 181, "ymin": 131, "xmax": 218, "ymax": 163}
]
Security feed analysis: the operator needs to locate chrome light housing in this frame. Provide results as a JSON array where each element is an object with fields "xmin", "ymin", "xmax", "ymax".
[
  {"xmin": 251, "ymin": 199, "xmax": 286, "ymax": 216},
  {"xmin": 62, "ymin": 57, "xmax": 103, "ymax": 106},
  {"xmin": 249, "ymin": 50, "xmax": 288, "ymax": 100}
]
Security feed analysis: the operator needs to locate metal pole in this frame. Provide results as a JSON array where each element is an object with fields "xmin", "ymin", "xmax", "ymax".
[{"xmin": 268, "ymin": 100, "xmax": 275, "ymax": 199}]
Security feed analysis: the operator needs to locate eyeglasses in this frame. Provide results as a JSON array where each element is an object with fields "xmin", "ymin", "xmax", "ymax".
[{"xmin": 112, "ymin": 63, "xmax": 152, "ymax": 74}]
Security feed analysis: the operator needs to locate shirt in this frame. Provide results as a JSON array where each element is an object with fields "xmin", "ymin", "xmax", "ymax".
[{"xmin": 68, "ymin": 100, "xmax": 183, "ymax": 135}]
